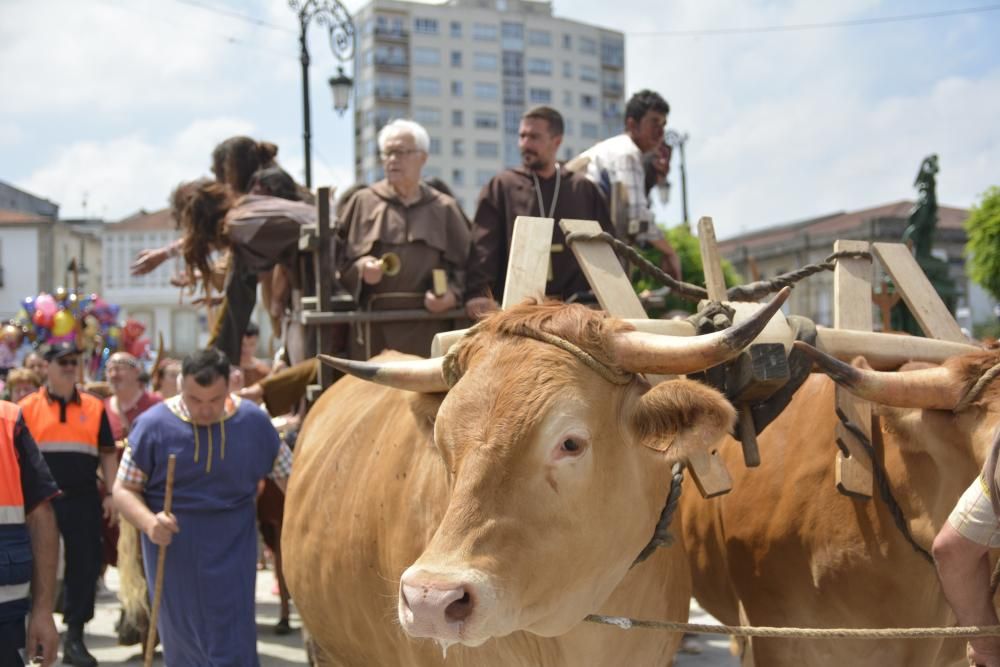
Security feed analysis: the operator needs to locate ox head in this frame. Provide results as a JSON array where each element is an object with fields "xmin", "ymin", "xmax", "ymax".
[{"xmin": 320, "ymin": 290, "xmax": 789, "ymax": 649}]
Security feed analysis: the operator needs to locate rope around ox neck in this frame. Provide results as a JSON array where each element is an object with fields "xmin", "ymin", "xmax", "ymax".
[
  {"xmin": 584, "ymin": 614, "xmax": 1000, "ymax": 639},
  {"xmin": 954, "ymin": 360, "xmax": 1000, "ymax": 413}
]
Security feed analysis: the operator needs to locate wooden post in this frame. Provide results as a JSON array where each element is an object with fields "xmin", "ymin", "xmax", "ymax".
[
  {"xmin": 833, "ymin": 239, "xmax": 874, "ymax": 498},
  {"xmin": 871, "ymin": 242, "xmax": 966, "ymax": 343},
  {"xmin": 314, "ymin": 187, "xmax": 333, "ymax": 389},
  {"xmin": 501, "ymin": 216, "xmax": 554, "ymax": 309},
  {"xmin": 144, "ymin": 454, "xmax": 177, "ymax": 667},
  {"xmin": 699, "ymin": 217, "xmax": 762, "ymax": 468},
  {"xmin": 558, "ymin": 219, "xmax": 646, "ymax": 319}
]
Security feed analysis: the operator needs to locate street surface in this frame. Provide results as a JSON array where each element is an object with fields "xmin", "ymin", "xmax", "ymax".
[{"xmin": 80, "ymin": 569, "xmax": 735, "ymax": 665}]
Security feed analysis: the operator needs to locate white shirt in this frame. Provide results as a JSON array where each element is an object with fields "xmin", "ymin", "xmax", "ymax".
[{"xmin": 579, "ymin": 134, "xmax": 664, "ymax": 243}]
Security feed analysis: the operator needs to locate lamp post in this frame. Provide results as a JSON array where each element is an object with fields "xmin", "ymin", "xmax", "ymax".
[
  {"xmin": 664, "ymin": 129, "xmax": 690, "ymax": 228},
  {"xmin": 289, "ymin": 0, "xmax": 356, "ymax": 188}
]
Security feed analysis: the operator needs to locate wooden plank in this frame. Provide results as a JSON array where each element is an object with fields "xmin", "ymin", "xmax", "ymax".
[
  {"xmin": 501, "ymin": 216, "xmax": 553, "ymax": 309},
  {"xmin": 833, "ymin": 239, "xmax": 873, "ymax": 498},
  {"xmin": 559, "ymin": 218, "xmax": 647, "ymax": 319},
  {"xmin": 697, "ymin": 217, "xmax": 728, "ymax": 302},
  {"xmin": 872, "ymin": 242, "xmax": 967, "ymax": 343}
]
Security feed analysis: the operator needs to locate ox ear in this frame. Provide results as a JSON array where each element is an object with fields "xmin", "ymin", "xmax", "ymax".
[
  {"xmin": 407, "ymin": 391, "xmax": 446, "ymax": 443},
  {"xmin": 630, "ymin": 379, "xmax": 737, "ymax": 498}
]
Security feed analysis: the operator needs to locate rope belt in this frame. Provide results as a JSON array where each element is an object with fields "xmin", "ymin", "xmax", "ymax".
[{"xmin": 584, "ymin": 614, "xmax": 1000, "ymax": 639}]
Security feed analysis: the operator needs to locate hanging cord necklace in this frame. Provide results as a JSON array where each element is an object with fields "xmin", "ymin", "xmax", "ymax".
[{"xmin": 531, "ymin": 163, "xmax": 562, "ymax": 217}]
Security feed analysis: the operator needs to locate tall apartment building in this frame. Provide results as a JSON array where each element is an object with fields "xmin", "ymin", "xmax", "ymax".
[{"xmin": 352, "ymin": 0, "xmax": 625, "ymax": 212}]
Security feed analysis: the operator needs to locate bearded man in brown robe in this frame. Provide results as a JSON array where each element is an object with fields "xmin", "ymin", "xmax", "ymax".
[{"xmin": 464, "ymin": 106, "xmax": 615, "ymax": 319}]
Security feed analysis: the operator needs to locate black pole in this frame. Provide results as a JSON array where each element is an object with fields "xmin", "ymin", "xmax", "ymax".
[{"xmin": 299, "ymin": 21, "xmax": 312, "ymax": 188}]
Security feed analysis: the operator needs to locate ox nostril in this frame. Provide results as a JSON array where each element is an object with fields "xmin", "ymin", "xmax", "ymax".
[{"xmin": 445, "ymin": 589, "xmax": 474, "ymax": 623}]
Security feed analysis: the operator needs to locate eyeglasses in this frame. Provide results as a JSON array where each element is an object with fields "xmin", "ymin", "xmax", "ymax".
[
  {"xmin": 56, "ymin": 357, "xmax": 79, "ymax": 367},
  {"xmin": 379, "ymin": 148, "xmax": 422, "ymax": 161}
]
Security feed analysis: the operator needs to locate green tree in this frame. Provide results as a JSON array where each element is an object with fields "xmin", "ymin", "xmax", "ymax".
[
  {"xmin": 965, "ymin": 186, "xmax": 1000, "ymax": 302},
  {"xmin": 633, "ymin": 224, "xmax": 743, "ymax": 316}
]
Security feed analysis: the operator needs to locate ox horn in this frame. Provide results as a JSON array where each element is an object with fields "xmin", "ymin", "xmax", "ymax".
[
  {"xmin": 611, "ymin": 286, "xmax": 792, "ymax": 375},
  {"xmin": 318, "ymin": 355, "xmax": 449, "ymax": 393},
  {"xmin": 792, "ymin": 341, "xmax": 964, "ymax": 410}
]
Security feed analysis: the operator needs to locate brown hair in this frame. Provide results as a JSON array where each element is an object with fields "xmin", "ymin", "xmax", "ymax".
[
  {"xmin": 7, "ymin": 367, "xmax": 41, "ymax": 389},
  {"xmin": 522, "ymin": 106, "xmax": 564, "ymax": 137},
  {"xmin": 171, "ymin": 180, "xmax": 236, "ymax": 290},
  {"xmin": 211, "ymin": 136, "xmax": 279, "ymax": 194}
]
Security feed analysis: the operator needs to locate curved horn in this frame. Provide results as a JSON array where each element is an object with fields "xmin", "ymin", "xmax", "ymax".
[
  {"xmin": 793, "ymin": 341, "xmax": 964, "ymax": 410},
  {"xmin": 318, "ymin": 355, "xmax": 449, "ymax": 393},
  {"xmin": 611, "ymin": 286, "xmax": 791, "ymax": 375}
]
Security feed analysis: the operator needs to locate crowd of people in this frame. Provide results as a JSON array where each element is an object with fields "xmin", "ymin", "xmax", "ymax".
[{"xmin": 4, "ymin": 85, "xmax": 997, "ymax": 666}]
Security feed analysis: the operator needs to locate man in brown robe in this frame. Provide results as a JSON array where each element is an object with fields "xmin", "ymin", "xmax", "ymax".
[
  {"xmin": 465, "ymin": 106, "xmax": 615, "ymax": 319},
  {"xmin": 336, "ymin": 119, "xmax": 470, "ymax": 359}
]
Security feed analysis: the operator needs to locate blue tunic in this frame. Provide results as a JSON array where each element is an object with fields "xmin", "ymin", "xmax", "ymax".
[{"xmin": 128, "ymin": 397, "xmax": 280, "ymax": 667}]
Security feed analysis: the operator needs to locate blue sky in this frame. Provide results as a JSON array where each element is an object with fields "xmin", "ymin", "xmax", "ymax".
[{"xmin": 2, "ymin": 0, "xmax": 998, "ymax": 239}]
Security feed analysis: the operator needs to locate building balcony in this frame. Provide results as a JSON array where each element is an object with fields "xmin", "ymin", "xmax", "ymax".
[
  {"xmin": 374, "ymin": 57, "xmax": 409, "ymax": 71},
  {"xmin": 375, "ymin": 26, "xmax": 409, "ymax": 41},
  {"xmin": 374, "ymin": 88, "xmax": 410, "ymax": 102},
  {"xmin": 602, "ymin": 81, "xmax": 624, "ymax": 97}
]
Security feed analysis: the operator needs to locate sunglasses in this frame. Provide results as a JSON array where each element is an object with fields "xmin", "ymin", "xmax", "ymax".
[{"xmin": 56, "ymin": 357, "xmax": 79, "ymax": 367}]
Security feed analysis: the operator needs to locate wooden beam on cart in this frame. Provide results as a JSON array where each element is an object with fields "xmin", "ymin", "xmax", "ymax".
[
  {"xmin": 502, "ymin": 216, "xmax": 555, "ymax": 308},
  {"xmin": 559, "ymin": 218, "xmax": 647, "ymax": 319},
  {"xmin": 871, "ymin": 242, "xmax": 967, "ymax": 343},
  {"xmin": 833, "ymin": 239, "xmax": 874, "ymax": 498}
]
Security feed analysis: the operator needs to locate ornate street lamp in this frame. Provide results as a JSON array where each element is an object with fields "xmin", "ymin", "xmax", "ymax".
[
  {"xmin": 289, "ymin": 0, "xmax": 356, "ymax": 188},
  {"xmin": 664, "ymin": 129, "xmax": 690, "ymax": 228}
]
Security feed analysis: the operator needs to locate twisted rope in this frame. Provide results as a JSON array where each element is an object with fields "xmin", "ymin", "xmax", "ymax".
[
  {"xmin": 836, "ymin": 407, "xmax": 934, "ymax": 565},
  {"xmin": 583, "ymin": 614, "xmax": 1000, "ymax": 639},
  {"xmin": 632, "ymin": 462, "xmax": 684, "ymax": 566},
  {"xmin": 954, "ymin": 360, "xmax": 1000, "ymax": 413},
  {"xmin": 563, "ymin": 230, "xmax": 873, "ymax": 302}
]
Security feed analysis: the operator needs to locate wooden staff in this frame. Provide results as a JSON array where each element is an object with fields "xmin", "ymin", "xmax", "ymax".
[{"xmin": 144, "ymin": 454, "xmax": 177, "ymax": 667}]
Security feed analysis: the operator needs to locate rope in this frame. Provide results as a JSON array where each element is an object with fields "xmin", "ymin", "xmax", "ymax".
[
  {"xmin": 836, "ymin": 408, "xmax": 934, "ymax": 565},
  {"xmin": 563, "ymin": 230, "xmax": 873, "ymax": 302},
  {"xmin": 632, "ymin": 462, "xmax": 684, "ymax": 566},
  {"xmin": 583, "ymin": 614, "xmax": 1000, "ymax": 639},
  {"xmin": 954, "ymin": 360, "xmax": 1000, "ymax": 413}
]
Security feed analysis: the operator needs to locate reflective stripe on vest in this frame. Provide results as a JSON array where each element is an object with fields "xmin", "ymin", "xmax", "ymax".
[
  {"xmin": 35, "ymin": 441, "xmax": 100, "ymax": 456},
  {"xmin": 0, "ymin": 582, "xmax": 31, "ymax": 604},
  {"xmin": 0, "ymin": 401, "xmax": 25, "ymax": 525}
]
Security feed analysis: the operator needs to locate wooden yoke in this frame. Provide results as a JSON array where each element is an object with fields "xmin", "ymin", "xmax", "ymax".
[
  {"xmin": 833, "ymin": 239, "xmax": 874, "ymax": 498},
  {"xmin": 563, "ymin": 216, "xmax": 733, "ymax": 498}
]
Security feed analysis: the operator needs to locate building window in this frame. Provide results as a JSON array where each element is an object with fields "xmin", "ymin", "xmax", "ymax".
[
  {"xmin": 474, "ymin": 52, "xmax": 499, "ymax": 71},
  {"xmin": 500, "ymin": 21, "xmax": 522, "ymax": 49},
  {"xmin": 473, "ymin": 23, "xmax": 498, "ymax": 41},
  {"xmin": 528, "ymin": 87, "xmax": 551, "ymax": 104},
  {"xmin": 413, "ymin": 47, "xmax": 441, "ymax": 66},
  {"xmin": 429, "ymin": 137, "xmax": 442, "ymax": 155},
  {"xmin": 414, "ymin": 17, "xmax": 439, "ymax": 35},
  {"xmin": 474, "ymin": 82, "xmax": 499, "ymax": 100},
  {"xmin": 424, "ymin": 165, "xmax": 442, "ymax": 179},
  {"xmin": 414, "ymin": 77, "xmax": 442, "ymax": 96},
  {"xmin": 451, "ymin": 80, "xmax": 463, "ymax": 96},
  {"xmin": 579, "ymin": 64, "xmax": 598, "ymax": 82},
  {"xmin": 452, "ymin": 109, "xmax": 464, "ymax": 126},
  {"xmin": 453, "ymin": 139, "xmax": 464, "ymax": 156},
  {"xmin": 502, "ymin": 51, "xmax": 523, "ymax": 77},
  {"xmin": 579, "ymin": 36, "xmax": 597, "ymax": 55},
  {"xmin": 527, "ymin": 29, "xmax": 551, "ymax": 47},
  {"xmin": 452, "ymin": 168, "xmax": 464, "ymax": 185},
  {"xmin": 563, "ymin": 90, "xmax": 572, "ymax": 107},
  {"xmin": 580, "ymin": 93, "xmax": 597, "ymax": 110},
  {"xmin": 564, "ymin": 119, "xmax": 573, "ymax": 136},
  {"xmin": 562, "ymin": 34, "xmax": 572, "ymax": 50},
  {"xmin": 476, "ymin": 141, "xmax": 499, "ymax": 158},
  {"xmin": 414, "ymin": 107, "xmax": 442, "ymax": 126},
  {"xmin": 581, "ymin": 122, "xmax": 599, "ymax": 139},
  {"xmin": 503, "ymin": 108, "xmax": 521, "ymax": 131},
  {"xmin": 474, "ymin": 111, "xmax": 499, "ymax": 129},
  {"xmin": 451, "ymin": 50, "xmax": 462, "ymax": 67},
  {"xmin": 374, "ymin": 44, "xmax": 407, "ymax": 67},
  {"xmin": 503, "ymin": 80, "xmax": 524, "ymax": 105},
  {"xmin": 450, "ymin": 21, "xmax": 462, "ymax": 38},
  {"xmin": 526, "ymin": 58, "xmax": 552, "ymax": 76},
  {"xmin": 601, "ymin": 37, "xmax": 624, "ymax": 68},
  {"xmin": 562, "ymin": 61, "xmax": 572, "ymax": 78},
  {"xmin": 476, "ymin": 169, "xmax": 494, "ymax": 187}
]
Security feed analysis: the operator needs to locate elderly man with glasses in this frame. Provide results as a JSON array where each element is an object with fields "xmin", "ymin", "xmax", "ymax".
[
  {"xmin": 18, "ymin": 342, "xmax": 117, "ymax": 666},
  {"xmin": 336, "ymin": 119, "xmax": 471, "ymax": 360}
]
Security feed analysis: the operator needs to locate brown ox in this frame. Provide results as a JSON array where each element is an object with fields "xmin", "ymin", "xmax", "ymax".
[
  {"xmin": 283, "ymin": 294, "xmax": 787, "ymax": 666},
  {"xmin": 681, "ymin": 343, "xmax": 1000, "ymax": 666}
]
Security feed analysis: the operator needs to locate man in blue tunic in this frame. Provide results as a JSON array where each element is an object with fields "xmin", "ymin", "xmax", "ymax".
[{"xmin": 112, "ymin": 348, "xmax": 291, "ymax": 666}]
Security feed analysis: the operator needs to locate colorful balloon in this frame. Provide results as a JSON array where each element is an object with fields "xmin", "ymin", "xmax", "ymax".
[
  {"xmin": 54, "ymin": 286, "xmax": 69, "ymax": 302},
  {"xmin": 52, "ymin": 309, "xmax": 76, "ymax": 337}
]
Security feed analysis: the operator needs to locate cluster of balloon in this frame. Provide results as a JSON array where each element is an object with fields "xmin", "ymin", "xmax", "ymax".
[{"xmin": 4, "ymin": 288, "xmax": 150, "ymax": 378}]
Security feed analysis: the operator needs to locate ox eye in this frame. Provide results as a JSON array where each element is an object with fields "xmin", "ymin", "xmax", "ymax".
[{"xmin": 560, "ymin": 438, "xmax": 583, "ymax": 454}]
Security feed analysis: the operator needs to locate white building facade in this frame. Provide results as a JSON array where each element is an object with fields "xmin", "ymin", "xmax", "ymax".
[{"xmin": 352, "ymin": 0, "xmax": 625, "ymax": 212}]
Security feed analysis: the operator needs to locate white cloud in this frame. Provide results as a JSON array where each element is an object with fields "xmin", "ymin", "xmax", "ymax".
[{"xmin": 19, "ymin": 117, "xmax": 256, "ymax": 219}]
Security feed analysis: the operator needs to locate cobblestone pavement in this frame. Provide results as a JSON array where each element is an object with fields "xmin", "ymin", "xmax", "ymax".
[{"xmin": 75, "ymin": 569, "xmax": 734, "ymax": 665}]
